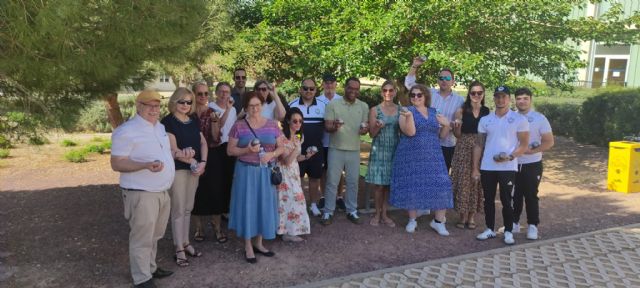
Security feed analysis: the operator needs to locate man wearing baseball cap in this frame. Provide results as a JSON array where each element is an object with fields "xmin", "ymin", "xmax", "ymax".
[
  {"xmin": 111, "ymin": 90, "xmax": 176, "ymax": 287},
  {"xmin": 472, "ymin": 85, "xmax": 529, "ymax": 245}
]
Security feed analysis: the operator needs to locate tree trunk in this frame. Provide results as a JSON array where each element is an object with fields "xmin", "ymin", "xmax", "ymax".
[{"xmin": 104, "ymin": 92, "xmax": 124, "ymax": 129}]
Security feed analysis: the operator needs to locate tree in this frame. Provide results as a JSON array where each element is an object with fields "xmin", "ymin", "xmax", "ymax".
[
  {"xmin": 0, "ymin": 0, "xmax": 217, "ymax": 129},
  {"xmin": 231, "ymin": 0, "xmax": 640, "ymax": 93}
]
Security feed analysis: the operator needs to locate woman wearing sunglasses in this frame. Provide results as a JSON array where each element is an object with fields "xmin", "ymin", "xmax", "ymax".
[
  {"xmin": 276, "ymin": 107, "xmax": 313, "ymax": 242},
  {"xmin": 161, "ymin": 87, "xmax": 207, "ymax": 266},
  {"xmin": 450, "ymin": 81, "xmax": 490, "ymax": 230},
  {"xmin": 253, "ymin": 80, "xmax": 286, "ymax": 121},
  {"xmin": 390, "ymin": 84, "xmax": 453, "ymax": 235},
  {"xmin": 365, "ymin": 80, "xmax": 401, "ymax": 227}
]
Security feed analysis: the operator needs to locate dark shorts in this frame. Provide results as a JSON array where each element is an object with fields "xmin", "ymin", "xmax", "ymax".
[{"xmin": 300, "ymin": 149, "xmax": 324, "ymax": 179}]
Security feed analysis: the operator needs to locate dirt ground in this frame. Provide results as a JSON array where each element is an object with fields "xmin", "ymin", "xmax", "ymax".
[{"xmin": 1, "ymin": 134, "xmax": 639, "ymax": 288}]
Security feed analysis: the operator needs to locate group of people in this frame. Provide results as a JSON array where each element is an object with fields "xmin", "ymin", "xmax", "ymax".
[{"xmin": 110, "ymin": 60, "xmax": 554, "ymax": 287}]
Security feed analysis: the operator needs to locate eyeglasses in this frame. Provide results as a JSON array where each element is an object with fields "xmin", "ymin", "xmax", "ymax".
[
  {"xmin": 302, "ymin": 86, "xmax": 315, "ymax": 92},
  {"xmin": 469, "ymin": 91, "xmax": 484, "ymax": 96},
  {"xmin": 256, "ymin": 87, "xmax": 268, "ymax": 92},
  {"xmin": 382, "ymin": 88, "xmax": 394, "ymax": 93},
  {"xmin": 248, "ymin": 104, "xmax": 261, "ymax": 109},
  {"xmin": 291, "ymin": 119, "xmax": 303, "ymax": 124},
  {"xmin": 438, "ymin": 75, "xmax": 452, "ymax": 81},
  {"xmin": 409, "ymin": 93, "xmax": 423, "ymax": 98},
  {"xmin": 139, "ymin": 102, "xmax": 161, "ymax": 109},
  {"xmin": 197, "ymin": 92, "xmax": 209, "ymax": 97},
  {"xmin": 177, "ymin": 100, "xmax": 193, "ymax": 105},
  {"xmin": 235, "ymin": 76, "xmax": 246, "ymax": 80}
]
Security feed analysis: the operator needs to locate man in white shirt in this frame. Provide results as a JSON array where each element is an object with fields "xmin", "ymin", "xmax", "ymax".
[
  {"xmin": 472, "ymin": 86, "xmax": 529, "ymax": 245},
  {"xmin": 110, "ymin": 90, "xmax": 180, "ymax": 288},
  {"xmin": 405, "ymin": 57, "xmax": 464, "ymax": 171},
  {"xmin": 512, "ymin": 87, "xmax": 554, "ymax": 240}
]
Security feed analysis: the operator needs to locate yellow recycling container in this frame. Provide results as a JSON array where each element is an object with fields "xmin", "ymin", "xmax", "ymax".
[{"xmin": 607, "ymin": 141, "xmax": 640, "ymax": 193}]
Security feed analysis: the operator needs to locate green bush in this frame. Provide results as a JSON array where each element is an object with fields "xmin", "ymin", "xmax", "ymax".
[
  {"xmin": 91, "ymin": 136, "xmax": 107, "ymax": 142},
  {"xmin": 535, "ymin": 102, "xmax": 581, "ymax": 138},
  {"xmin": 83, "ymin": 144, "xmax": 105, "ymax": 154},
  {"xmin": 100, "ymin": 140, "xmax": 112, "ymax": 151},
  {"xmin": 64, "ymin": 150, "xmax": 88, "ymax": 163},
  {"xmin": 61, "ymin": 139, "xmax": 78, "ymax": 147},
  {"xmin": 0, "ymin": 135, "xmax": 11, "ymax": 149},
  {"xmin": 0, "ymin": 149, "xmax": 9, "ymax": 158},
  {"xmin": 75, "ymin": 96, "xmax": 170, "ymax": 133},
  {"xmin": 28, "ymin": 136, "xmax": 48, "ymax": 145}
]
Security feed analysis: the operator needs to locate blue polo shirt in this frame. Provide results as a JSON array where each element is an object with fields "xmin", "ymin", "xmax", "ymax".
[{"xmin": 288, "ymin": 96, "xmax": 327, "ymax": 151}]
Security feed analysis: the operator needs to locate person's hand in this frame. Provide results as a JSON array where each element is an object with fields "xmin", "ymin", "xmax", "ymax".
[
  {"xmin": 210, "ymin": 111, "xmax": 221, "ymax": 125},
  {"xmin": 452, "ymin": 119, "xmax": 462, "ymax": 129},
  {"xmin": 260, "ymin": 151, "xmax": 275, "ymax": 163},
  {"xmin": 375, "ymin": 119, "xmax": 385, "ymax": 128},
  {"xmin": 248, "ymin": 143, "xmax": 260, "ymax": 153},
  {"xmin": 359, "ymin": 124, "xmax": 369, "ymax": 135},
  {"xmin": 183, "ymin": 147, "xmax": 196, "ymax": 158},
  {"xmin": 399, "ymin": 108, "xmax": 412, "ymax": 118},
  {"xmin": 333, "ymin": 120, "xmax": 343, "ymax": 130},
  {"xmin": 412, "ymin": 56, "xmax": 425, "ymax": 67},
  {"xmin": 471, "ymin": 169, "xmax": 480, "ymax": 182},
  {"xmin": 436, "ymin": 114, "xmax": 450, "ymax": 127},
  {"xmin": 192, "ymin": 162, "xmax": 206, "ymax": 176},
  {"xmin": 147, "ymin": 160, "xmax": 164, "ymax": 172}
]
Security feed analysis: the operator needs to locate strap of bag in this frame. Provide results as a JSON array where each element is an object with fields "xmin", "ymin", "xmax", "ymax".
[{"xmin": 244, "ymin": 118, "xmax": 274, "ymax": 167}]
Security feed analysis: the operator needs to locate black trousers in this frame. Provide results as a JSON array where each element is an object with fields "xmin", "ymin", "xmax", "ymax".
[
  {"xmin": 481, "ymin": 170, "xmax": 515, "ymax": 232},
  {"xmin": 441, "ymin": 146, "xmax": 455, "ymax": 172},
  {"xmin": 513, "ymin": 161, "xmax": 543, "ymax": 225}
]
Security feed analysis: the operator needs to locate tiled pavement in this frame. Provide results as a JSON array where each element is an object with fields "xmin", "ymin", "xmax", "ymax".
[{"xmin": 298, "ymin": 223, "xmax": 640, "ymax": 288}]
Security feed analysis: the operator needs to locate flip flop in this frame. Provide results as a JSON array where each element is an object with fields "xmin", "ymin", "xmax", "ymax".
[
  {"xmin": 382, "ymin": 218, "xmax": 396, "ymax": 228},
  {"xmin": 456, "ymin": 222, "xmax": 466, "ymax": 229},
  {"xmin": 194, "ymin": 230, "xmax": 205, "ymax": 242},
  {"xmin": 467, "ymin": 222, "xmax": 477, "ymax": 229},
  {"xmin": 183, "ymin": 244, "xmax": 202, "ymax": 257},
  {"xmin": 215, "ymin": 230, "xmax": 228, "ymax": 243},
  {"xmin": 369, "ymin": 217, "xmax": 380, "ymax": 226}
]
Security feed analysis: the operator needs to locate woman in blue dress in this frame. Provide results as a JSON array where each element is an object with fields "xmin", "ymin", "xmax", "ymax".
[
  {"xmin": 390, "ymin": 84, "xmax": 453, "ymax": 236},
  {"xmin": 365, "ymin": 80, "xmax": 400, "ymax": 227}
]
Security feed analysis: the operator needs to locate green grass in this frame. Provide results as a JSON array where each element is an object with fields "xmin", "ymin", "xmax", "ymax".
[
  {"xmin": 0, "ymin": 149, "xmax": 9, "ymax": 158},
  {"xmin": 64, "ymin": 150, "xmax": 88, "ymax": 163},
  {"xmin": 83, "ymin": 144, "xmax": 105, "ymax": 154},
  {"xmin": 61, "ymin": 139, "xmax": 78, "ymax": 147},
  {"xmin": 90, "ymin": 136, "xmax": 107, "ymax": 142}
]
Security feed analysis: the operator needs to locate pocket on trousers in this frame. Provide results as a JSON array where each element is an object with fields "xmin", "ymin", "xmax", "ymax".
[{"xmin": 122, "ymin": 190, "xmax": 139, "ymax": 220}]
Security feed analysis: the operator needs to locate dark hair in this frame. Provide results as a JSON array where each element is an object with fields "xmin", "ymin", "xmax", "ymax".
[
  {"xmin": 242, "ymin": 91, "xmax": 265, "ymax": 110},
  {"xmin": 464, "ymin": 80, "xmax": 487, "ymax": 113},
  {"xmin": 409, "ymin": 84, "xmax": 432, "ymax": 107},
  {"xmin": 300, "ymin": 78, "xmax": 317, "ymax": 87},
  {"xmin": 514, "ymin": 87, "xmax": 533, "ymax": 98},
  {"xmin": 233, "ymin": 68, "xmax": 246, "ymax": 76},
  {"xmin": 282, "ymin": 107, "xmax": 304, "ymax": 140},
  {"xmin": 345, "ymin": 77, "xmax": 360, "ymax": 88},
  {"xmin": 215, "ymin": 81, "xmax": 231, "ymax": 92},
  {"xmin": 253, "ymin": 80, "xmax": 273, "ymax": 104},
  {"xmin": 439, "ymin": 68, "xmax": 455, "ymax": 78}
]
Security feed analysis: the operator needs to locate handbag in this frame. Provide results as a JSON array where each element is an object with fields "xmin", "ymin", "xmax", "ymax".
[{"xmin": 244, "ymin": 119, "xmax": 283, "ymax": 185}]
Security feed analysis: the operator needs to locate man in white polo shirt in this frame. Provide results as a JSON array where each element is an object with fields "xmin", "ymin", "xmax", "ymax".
[
  {"xmin": 512, "ymin": 87, "xmax": 554, "ymax": 240},
  {"xmin": 472, "ymin": 85, "xmax": 529, "ymax": 245},
  {"xmin": 111, "ymin": 90, "xmax": 178, "ymax": 288}
]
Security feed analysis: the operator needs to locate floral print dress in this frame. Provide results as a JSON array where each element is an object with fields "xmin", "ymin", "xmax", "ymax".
[{"xmin": 276, "ymin": 137, "xmax": 311, "ymax": 236}]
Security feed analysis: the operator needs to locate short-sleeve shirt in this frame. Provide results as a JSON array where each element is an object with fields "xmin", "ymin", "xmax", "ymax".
[
  {"xmin": 461, "ymin": 106, "xmax": 491, "ymax": 134},
  {"xmin": 229, "ymin": 119, "xmax": 283, "ymax": 164},
  {"xmin": 261, "ymin": 101, "xmax": 277, "ymax": 120},
  {"xmin": 111, "ymin": 114, "xmax": 175, "ymax": 192},
  {"xmin": 518, "ymin": 110, "xmax": 552, "ymax": 164},
  {"xmin": 317, "ymin": 93, "xmax": 343, "ymax": 147},
  {"xmin": 478, "ymin": 110, "xmax": 529, "ymax": 171},
  {"xmin": 231, "ymin": 87, "xmax": 245, "ymax": 113},
  {"xmin": 208, "ymin": 102, "xmax": 237, "ymax": 144},
  {"xmin": 324, "ymin": 98, "xmax": 369, "ymax": 151},
  {"xmin": 288, "ymin": 96, "xmax": 326, "ymax": 150},
  {"xmin": 161, "ymin": 114, "xmax": 202, "ymax": 170}
]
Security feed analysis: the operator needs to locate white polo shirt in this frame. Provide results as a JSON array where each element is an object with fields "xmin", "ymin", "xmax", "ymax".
[
  {"xmin": 317, "ymin": 93, "xmax": 343, "ymax": 147},
  {"xmin": 518, "ymin": 110, "xmax": 552, "ymax": 164},
  {"xmin": 111, "ymin": 114, "xmax": 175, "ymax": 192},
  {"xmin": 208, "ymin": 102, "xmax": 237, "ymax": 144},
  {"xmin": 478, "ymin": 110, "xmax": 529, "ymax": 171}
]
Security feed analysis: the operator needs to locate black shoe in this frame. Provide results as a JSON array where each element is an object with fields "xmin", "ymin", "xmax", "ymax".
[
  {"xmin": 134, "ymin": 279, "xmax": 157, "ymax": 288},
  {"xmin": 318, "ymin": 197, "xmax": 325, "ymax": 209},
  {"xmin": 245, "ymin": 255, "xmax": 257, "ymax": 264},
  {"xmin": 152, "ymin": 267, "xmax": 173, "ymax": 279},
  {"xmin": 336, "ymin": 198, "xmax": 346, "ymax": 211},
  {"xmin": 252, "ymin": 246, "xmax": 275, "ymax": 257},
  {"xmin": 346, "ymin": 212, "xmax": 363, "ymax": 225}
]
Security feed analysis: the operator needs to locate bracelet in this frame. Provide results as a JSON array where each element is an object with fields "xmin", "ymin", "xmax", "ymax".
[{"xmin": 200, "ymin": 160, "xmax": 206, "ymax": 163}]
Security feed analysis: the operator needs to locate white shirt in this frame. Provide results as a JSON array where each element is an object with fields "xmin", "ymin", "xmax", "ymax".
[
  {"xmin": 518, "ymin": 110, "xmax": 552, "ymax": 164},
  {"xmin": 478, "ymin": 110, "xmax": 529, "ymax": 171},
  {"xmin": 317, "ymin": 93, "xmax": 343, "ymax": 147},
  {"xmin": 404, "ymin": 75, "xmax": 464, "ymax": 147},
  {"xmin": 261, "ymin": 101, "xmax": 277, "ymax": 120},
  {"xmin": 111, "ymin": 114, "xmax": 175, "ymax": 192},
  {"xmin": 208, "ymin": 102, "xmax": 237, "ymax": 143}
]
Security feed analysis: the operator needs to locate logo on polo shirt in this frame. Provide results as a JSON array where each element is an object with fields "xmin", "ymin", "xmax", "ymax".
[
  {"xmin": 507, "ymin": 117, "xmax": 515, "ymax": 124},
  {"xmin": 528, "ymin": 116, "xmax": 534, "ymax": 123},
  {"xmin": 315, "ymin": 108, "xmax": 321, "ymax": 114}
]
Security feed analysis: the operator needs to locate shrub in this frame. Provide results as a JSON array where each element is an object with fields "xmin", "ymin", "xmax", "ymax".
[
  {"xmin": 91, "ymin": 136, "xmax": 107, "ymax": 142},
  {"xmin": 28, "ymin": 136, "xmax": 48, "ymax": 145},
  {"xmin": 100, "ymin": 140, "xmax": 112, "ymax": 151},
  {"xmin": 535, "ymin": 102, "xmax": 581, "ymax": 138},
  {"xmin": 61, "ymin": 139, "xmax": 78, "ymax": 147},
  {"xmin": 64, "ymin": 150, "xmax": 88, "ymax": 163},
  {"xmin": 0, "ymin": 149, "xmax": 9, "ymax": 158},
  {"xmin": 83, "ymin": 144, "xmax": 105, "ymax": 154},
  {"xmin": 0, "ymin": 135, "xmax": 10, "ymax": 149}
]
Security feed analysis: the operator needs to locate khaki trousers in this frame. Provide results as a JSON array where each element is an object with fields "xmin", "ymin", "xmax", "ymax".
[
  {"xmin": 122, "ymin": 189, "xmax": 171, "ymax": 285},
  {"xmin": 169, "ymin": 170, "xmax": 199, "ymax": 248}
]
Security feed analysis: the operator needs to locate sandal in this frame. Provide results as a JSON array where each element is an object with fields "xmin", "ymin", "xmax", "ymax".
[
  {"xmin": 381, "ymin": 218, "xmax": 396, "ymax": 228},
  {"xmin": 369, "ymin": 217, "xmax": 380, "ymax": 226},
  {"xmin": 193, "ymin": 230, "xmax": 205, "ymax": 242},
  {"xmin": 456, "ymin": 222, "xmax": 466, "ymax": 229},
  {"xmin": 174, "ymin": 251, "xmax": 189, "ymax": 267},
  {"xmin": 467, "ymin": 222, "xmax": 477, "ymax": 229},
  {"xmin": 183, "ymin": 244, "xmax": 203, "ymax": 257},
  {"xmin": 215, "ymin": 230, "xmax": 228, "ymax": 244}
]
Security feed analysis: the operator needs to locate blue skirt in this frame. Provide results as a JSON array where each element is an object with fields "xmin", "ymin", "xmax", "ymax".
[{"xmin": 228, "ymin": 161, "xmax": 279, "ymax": 240}]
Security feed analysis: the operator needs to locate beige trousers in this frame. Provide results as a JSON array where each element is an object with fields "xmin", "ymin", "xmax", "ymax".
[
  {"xmin": 122, "ymin": 189, "xmax": 170, "ymax": 285},
  {"xmin": 169, "ymin": 170, "xmax": 199, "ymax": 248}
]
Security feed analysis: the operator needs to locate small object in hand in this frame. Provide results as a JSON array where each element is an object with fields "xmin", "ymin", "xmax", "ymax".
[
  {"xmin": 400, "ymin": 107, "xmax": 409, "ymax": 113},
  {"xmin": 307, "ymin": 146, "xmax": 318, "ymax": 154},
  {"xmin": 335, "ymin": 118, "xmax": 344, "ymax": 125},
  {"xmin": 376, "ymin": 119, "xmax": 385, "ymax": 126},
  {"xmin": 529, "ymin": 141, "xmax": 540, "ymax": 149},
  {"xmin": 214, "ymin": 110, "xmax": 223, "ymax": 118},
  {"xmin": 190, "ymin": 161, "xmax": 199, "ymax": 173},
  {"xmin": 251, "ymin": 138, "xmax": 261, "ymax": 146},
  {"xmin": 360, "ymin": 122, "xmax": 368, "ymax": 129},
  {"xmin": 493, "ymin": 152, "xmax": 509, "ymax": 161},
  {"xmin": 229, "ymin": 98, "xmax": 235, "ymax": 104},
  {"xmin": 454, "ymin": 119, "xmax": 462, "ymax": 125}
]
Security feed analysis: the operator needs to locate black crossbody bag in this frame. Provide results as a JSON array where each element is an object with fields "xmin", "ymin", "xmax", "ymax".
[{"xmin": 244, "ymin": 119, "xmax": 283, "ymax": 186}]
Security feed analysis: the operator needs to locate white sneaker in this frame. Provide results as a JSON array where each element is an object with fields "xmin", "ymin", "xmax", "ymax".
[
  {"xmin": 310, "ymin": 203, "xmax": 321, "ymax": 217},
  {"xmin": 504, "ymin": 231, "xmax": 515, "ymax": 245},
  {"xmin": 430, "ymin": 220, "xmax": 450, "ymax": 236},
  {"xmin": 476, "ymin": 229, "xmax": 497, "ymax": 240},
  {"xmin": 416, "ymin": 209, "xmax": 430, "ymax": 218},
  {"xmin": 513, "ymin": 223, "xmax": 521, "ymax": 233},
  {"xmin": 527, "ymin": 225, "xmax": 538, "ymax": 240},
  {"xmin": 406, "ymin": 219, "xmax": 417, "ymax": 233}
]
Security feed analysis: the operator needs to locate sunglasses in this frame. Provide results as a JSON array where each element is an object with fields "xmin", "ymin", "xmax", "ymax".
[
  {"xmin": 291, "ymin": 119, "xmax": 303, "ymax": 124},
  {"xmin": 409, "ymin": 93, "xmax": 423, "ymax": 98},
  {"xmin": 197, "ymin": 92, "xmax": 209, "ymax": 97},
  {"xmin": 302, "ymin": 86, "xmax": 315, "ymax": 92},
  {"xmin": 256, "ymin": 87, "xmax": 269, "ymax": 92},
  {"xmin": 177, "ymin": 100, "xmax": 193, "ymax": 105},
  {"xmin": 382, "ymin": 88, "xmax": 394, "ymax": 93},
  {"xmin": 469, "ymin": 91, "xmax": 484, "ymax": 96},
  {"xmin": 235, "ymin": 76, "xmax": 246, "ymax": 80},
  {"xmin": 438, "ymin": 75, "xmax": 452, "ymax": 81}
]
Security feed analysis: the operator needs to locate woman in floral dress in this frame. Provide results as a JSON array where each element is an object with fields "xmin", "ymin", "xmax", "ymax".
[{"xmin": 277, "ymin": 108, "xmax": 314, "ymax": 242}]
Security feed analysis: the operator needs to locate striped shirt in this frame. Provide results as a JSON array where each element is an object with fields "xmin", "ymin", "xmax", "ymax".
[{"xmin": 288, "ymin": 96, "xmax": 327, "ymax": 149}]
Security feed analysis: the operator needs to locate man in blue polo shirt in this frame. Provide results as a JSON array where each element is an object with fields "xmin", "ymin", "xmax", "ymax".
[{"xmin": 288, "ymin": 78, "xmax": 326, "ymax": 216}]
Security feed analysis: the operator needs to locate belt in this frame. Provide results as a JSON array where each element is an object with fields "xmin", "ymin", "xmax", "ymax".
[{"xmin": 121, "ymin": 187, "xmax": 145, "ymax": 192}]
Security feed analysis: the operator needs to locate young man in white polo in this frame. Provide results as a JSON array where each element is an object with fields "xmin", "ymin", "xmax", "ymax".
[{"xmin": 472, "ymin": 86, "xmax": 529, "ymax": 245}]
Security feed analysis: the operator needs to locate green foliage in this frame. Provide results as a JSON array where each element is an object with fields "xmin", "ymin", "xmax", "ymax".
[
  {"xmin": 75, "ymin": 97, "xmax": 169, "ymax": 132},
  {"xmin": 64, "ymin": 150, "xmax": 88, "ymax": 163},
  {"xmin": 61, "ymin": 139, "xmax": 77, "ymax": 147},
  {"xmin": 0, "ymin": 111, "xmax": 46, "ymax": 146},
  {"xmin": 0, "ymin": 135, "xmax": 11, "ymax": 149},
  {"xmin": 91, "ymin": 136, "xmax": 107, "ymax": 142},
  {"xmin": 0, "ymin": 149, "xmax": 9, "ymax": 158},
  {"xmin": 28, "ymin": 136, "xmax": 48, "ymax": 146},
  {"xmin": 535, "ymin": 102, "xmax": 582, "ymax": 138},
  {"xmin": 83, "ymin": 144, "xmax": 105, "ymax": 154}
]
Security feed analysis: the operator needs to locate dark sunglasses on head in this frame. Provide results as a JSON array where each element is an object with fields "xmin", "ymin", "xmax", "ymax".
[
  {"xmin": 469, "ymin": 91, "xmax": 484, "ymax": 96},
  {"xmin": 256, "ymin": 87, "xmax": 268, "ymax": 92},
  {"xmin": 302, "ymin": 86, "xmax": 315, "ymax": 92},
  {"xmin": 291, "ymin": 119, "xmax": 303, "ymax": 124},
  {"xmin": 177, "ymin": 100, "xmax": 193, "ymax": 105},
  {"xmin": 409, "ymin": 93, "xmax": 423, "ymax": 98},
  {"xmin": 438, "ymin": 75, "xmax": 452, "ymax": 81},
  {"xmin": 382, "ymin": 88, "xmax": 394, "ymax": 93},
  {"xmin": 235, "ymin": 76, "xmax": 246, "ymax": 80},
  {"xmin": 197, "ymin": 92, "xmax": 209, "ymax": 96}
]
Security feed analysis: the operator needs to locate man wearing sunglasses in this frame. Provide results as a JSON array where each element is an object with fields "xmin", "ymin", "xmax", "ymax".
[
  {"xmin": 287, "ymin": 78, "xmax": 327, "ymax": 216},
  {"xmin": 405, "ymin": 57, "xmax": 464, "ymax": 171},
  {"xmin": 231, "ymin": 68, "xmax": 248, "ymax": 113}
]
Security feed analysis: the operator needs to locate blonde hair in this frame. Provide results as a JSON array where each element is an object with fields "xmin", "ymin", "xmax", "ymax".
[{"xmin": 168, "ymin": 87, "xmax": 196, "ymax": 115}]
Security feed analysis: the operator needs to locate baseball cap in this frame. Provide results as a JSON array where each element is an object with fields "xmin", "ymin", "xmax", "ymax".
[
  {"xmin": 136, "ymin": 90, "xmax": 162, "ymax": 103},
  {"xmin": 494, "ymin": 85, "xmax": 511, "ymax": 95},
  {"xmin": 322, "ymin": 73, "xmax": 337, "ymax": 82}
]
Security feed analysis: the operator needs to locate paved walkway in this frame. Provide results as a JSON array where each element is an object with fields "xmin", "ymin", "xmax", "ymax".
[{"xmin": 298, "ymin": 224, "xmax": 640, "ymax": 288}]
